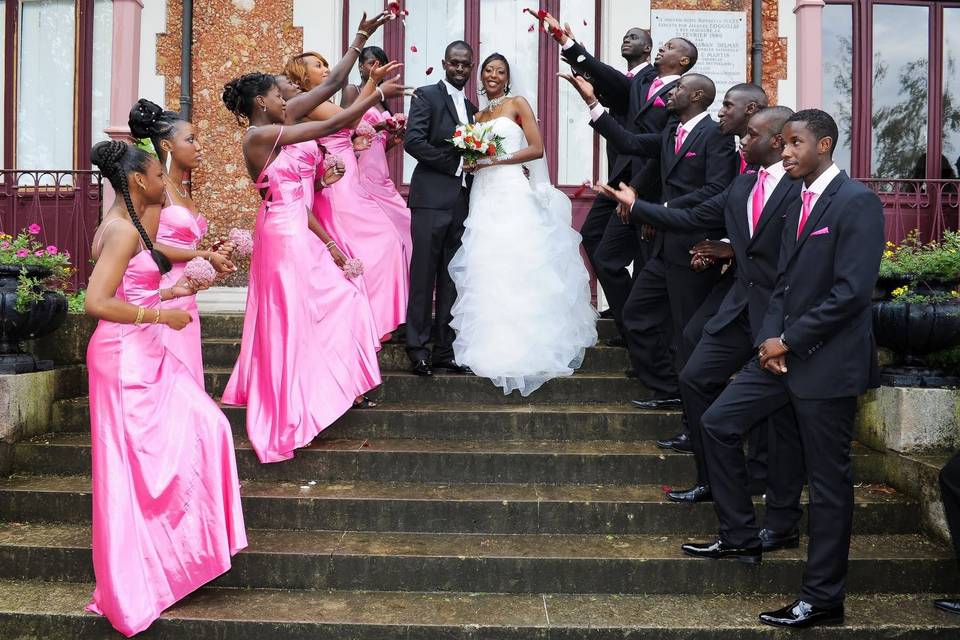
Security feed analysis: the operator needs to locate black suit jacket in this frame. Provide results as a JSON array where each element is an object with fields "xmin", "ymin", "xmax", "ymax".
[
  {"xmin": 631, "ymin": 171, "xmax": 802, "ymax": 338},
  {"xmin": 758, "ymin": 171, "xmax": 884, "ymax": 399},
  {"xmin": 404, "ymin": 81, "xmax": 479, "ymax": 210},
  {"xmin": 595, "ymin": 114, "xmax": 737, "ymax": 266}
]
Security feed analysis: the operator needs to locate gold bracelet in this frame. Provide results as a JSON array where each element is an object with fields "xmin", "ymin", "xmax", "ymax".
[
  {"xmin": 351, "ymin": 46, "xmax": 362, "ymax": 55},
  {"xmin": 134, "ymin": 306, "xmax": 145, "ymax": 325},
  {"xmin": 154, "ymin": 309, "xmax": 162, "ymax": 324},
  {"xmin": 356, "ymin": 29, "xmax": 370, "ymax": 39}
]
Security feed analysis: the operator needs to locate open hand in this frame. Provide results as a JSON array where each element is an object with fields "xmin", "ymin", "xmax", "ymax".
[
  {"xmin": 379, "ymin": 76, "xmax": 413, "ymax": 100},
  {"xmin": 558, "ymin": 73, "xmax": 596, "ymax": 105},
  {"xmin": 358, "ymin": 10, "xmax": 392, "ymax": 36},
  {"xmin": 596, "ymin": 182, "xmax": 637, "ymax": 212},
  {"xmin": 370, "ymin": 60, "xmax": 403, "ymax": 84}
]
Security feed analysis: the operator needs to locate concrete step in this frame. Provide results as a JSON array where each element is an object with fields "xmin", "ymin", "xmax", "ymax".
[
  {"xmin": 11, "ymin": 433, "xmax": 890, "ymax": 486},
  {"xmin": 198, "ymin": 313, "xmax": 623, "ymax": 342},
  {"xmin": 202, "ymin": 339, "xmax": 633, "ymax": 373},
  {"xmin": 51, "ymin": 398, "xmax": 682, "ymax": 442},
  {"xmin": 2, "ymin": 581, "xmax": 959, "ymax": 639},
  {"xmin": 0, "ymin": 475, "xmax": 918, "ymax": 536},
  {"xmin": 0, "ymin": 523, "xmax": 955, "ymax": 595},
  {"xmin": 202, "ymin": 369, "xmax": 651, "ymax": 404}
]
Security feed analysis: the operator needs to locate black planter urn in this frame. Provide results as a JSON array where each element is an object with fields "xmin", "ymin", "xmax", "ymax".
[
  {"xmin": 0, "ymin": 264, "xmax": 67, "ymax": 373},
  {"xmin": 873, "ymin": 297, "xmax": 960, "ymax": 386}
]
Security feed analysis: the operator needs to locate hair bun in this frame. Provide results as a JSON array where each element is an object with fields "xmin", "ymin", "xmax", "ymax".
[
  {"xmin": 222, "ymin": 80, "xmax": 242, "ymax": 114},
  {"xmin": 90, "ymin": 140, "xmax": 128, "ymax": 178},
  {"xmin": 128, "ymin": 99, "xmax": 164, "ymax": 139}
]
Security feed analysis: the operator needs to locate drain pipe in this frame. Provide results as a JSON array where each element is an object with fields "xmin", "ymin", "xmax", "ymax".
[
  {"xmin": 179, "ymin": 0, "xmax": 193, "ymax": 120},
  {"xmin": 751, "ymin": 0, "xmax": 763, "ymax": 84}
]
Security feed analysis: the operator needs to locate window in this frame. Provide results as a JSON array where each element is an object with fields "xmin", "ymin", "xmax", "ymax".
[
  {"xmin": 942, "ymin": 7, "xmax": 960, "ymax": 179},
  {"xmin": 821, "ymin": 3, "xmax": 852, "ymax": 172},
  {"xmin": 91, "ymin": 0, "xmax": 113, "ymax": 153}
]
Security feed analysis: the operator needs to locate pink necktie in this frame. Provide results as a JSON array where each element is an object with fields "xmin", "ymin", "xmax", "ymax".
[
  {"xmin": 674, "ymin": 127, "xmax": 687, "ymax": 154},
  {"xmin": 797, "ymin": 190, "xmax": 816, "ymax": 239},
  {"xmin": 739, "ymin": 151, "xmax": 748, "ymax": 175},
  {"xmin": 750, "ymin": 168, "xmax": 768, "ymax": 236},
  {"xmin": 647, "ymin": 77, "xmax": 663, "ymax": 100},
  {"xmin": 626, "ymin": 70, "xmax": 635, "ymax": 79}
]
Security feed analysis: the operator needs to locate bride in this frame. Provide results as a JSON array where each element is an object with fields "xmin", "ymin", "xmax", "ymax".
[{"xmin": 450, "ymin": 53, "xmax": 598, "ymax": 397}]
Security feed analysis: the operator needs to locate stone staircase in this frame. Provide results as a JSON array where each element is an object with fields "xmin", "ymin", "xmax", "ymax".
[{"xmin": 0, "ymin": 314, "xmax": 959, "ymax": 638}]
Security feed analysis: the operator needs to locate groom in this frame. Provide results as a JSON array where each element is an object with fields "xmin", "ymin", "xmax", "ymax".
[{"xmin": 403, "ymin": 41, "xmax": 478, "ymax": 376}]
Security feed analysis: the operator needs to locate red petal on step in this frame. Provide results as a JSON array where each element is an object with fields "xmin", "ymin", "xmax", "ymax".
[
  {"xmin": 360, "ymin": 439, "xmax": 370, "ymax": 448},
  {"xmin": 410, "ymin": 45, "xmax": 418, "ymax": 52},
  {"xmin": 661, "ymin": 485, "xmax": 672, "ymax": 494},
  {"xmin": 425, "ymin": 66, "xmax": 434, "ymax": 75}
]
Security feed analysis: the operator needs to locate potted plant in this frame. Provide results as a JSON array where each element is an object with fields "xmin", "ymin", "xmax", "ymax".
[
  {"xmin": 874, "ymin": 230, "xmax": 960, "ymax": 386},
  {"xmin": 0, "ymin": 224, "xmax": 71, "ymax": 373}
]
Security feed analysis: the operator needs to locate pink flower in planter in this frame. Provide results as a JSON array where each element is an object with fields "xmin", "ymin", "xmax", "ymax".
[
  {"xmin": 45, "ymin": 245, "xmax": 58, "ymax": 254},
  {"xmin": 34, "ymin": 250, "xmax": 45, "ymax": 257},
  {"xmin": 0, "ymin": 241, "xmax": 9, "ymax": 249},
  {"xmin": 27, "ymin": 224, "xmax": 41, "ymax": 235},
  {"xmin": 16, "ymin": 249, "xmax": 29, "ymax": 258}
]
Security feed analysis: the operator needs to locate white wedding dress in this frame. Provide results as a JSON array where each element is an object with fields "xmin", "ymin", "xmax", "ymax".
[{"xmin": 449, "ymin": 116, "xmax": 599, "ymax": 396}]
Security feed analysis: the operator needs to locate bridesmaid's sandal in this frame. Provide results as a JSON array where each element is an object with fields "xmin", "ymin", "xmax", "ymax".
[{"xmin": 353, "ymin": 396, "xmax": 377, "ymax": 409}]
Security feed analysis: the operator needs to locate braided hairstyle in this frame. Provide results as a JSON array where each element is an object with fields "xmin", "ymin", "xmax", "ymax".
[
  {"xmin": 222, "ymin": 72, "xmax": 277, "ymax": 125},
  {"xmin": 91, "ymin": 140, "xmax": 172, "ymax": 274},
  {"xmin": 128, "ymin": 98, "xmax": 185, "ymax": 167}
]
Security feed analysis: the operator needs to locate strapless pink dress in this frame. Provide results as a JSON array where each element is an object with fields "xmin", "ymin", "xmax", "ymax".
[
  {"xmin": 315, "ymin": 127, "xmax": 409, "ymax": 338},
  {"xmin": 358, "ymin": 107, "xmax": 412, "ymax": 259},
  {"xmin": 85, "ymin": 248, "xmax": 246, "ymax": 637},
  {"xmin": 222, "ymin": 138, "xmax": 382, "ymax": 464},
  {"xmin": 156, "ymin": 203, "xmax": 207, "ymax": 385}
]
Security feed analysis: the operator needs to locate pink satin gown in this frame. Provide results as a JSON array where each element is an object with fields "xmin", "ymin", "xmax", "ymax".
[
  {"xmin": 357, "ymin": 107, "xmax": 412, "ymax": 260},
  {"xmin": 315, "ymin": 127, "xmax": 409, "ymax": 338},
  {"xmin": 156, "ymin": 202, "xmax": 207, "ymax": 385},
  {"xmin": 85, "ymin": 241, "xmax": 246, "ymax": 638},
  {"xmin": 222, "ymin": 137, "xmax": 382, "ymax": 464}
]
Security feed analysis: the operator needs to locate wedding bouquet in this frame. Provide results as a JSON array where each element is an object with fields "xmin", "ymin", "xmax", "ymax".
[
  {"xmin": 354, "ymin": 121, "xmax": 377, "ymax": 142},
  {"xmin": 448, "ymin": 123, "xmax": 505, "ymax": 164},
  {"xmin": 183, "ymin": 256, "xmax": 217, "ymax": 288},
  {"xmin": 228, "ymin": 228, "xmax": 254, "ymax": 258},
  {"xmin": 384, "ymin": 113, "xmax": 407, "ymax": 133},
  {"xmin": 322, "ymin": 153, "xmax": 343, "ymax": 171},
  {"xmin": 343, "ymin": 258, "xmax": 364, "ymax": 279}
]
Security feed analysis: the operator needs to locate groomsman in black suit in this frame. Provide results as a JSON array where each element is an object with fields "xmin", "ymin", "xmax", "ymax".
[
  {"xmin": 600, "ymin": 108, "xmax": 806, "ymax": 542},
  {"xmin": 935, "ymin": 453, "xmax": 960, "ymax": 615},
  {"xmin": 680, "ymin": 110, "xmax": 884, "ymax": 629},
  {"xmin": 403, "ymin": 41, "xmax": 478, "ymax": 377},
  {"xmin": 564, "ymin": 72, "xmax": 737, "ymax": 405}
]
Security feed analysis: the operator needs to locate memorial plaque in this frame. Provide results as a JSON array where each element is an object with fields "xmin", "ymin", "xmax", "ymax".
[{"xmin": 651, "ymin": 10, "xmax": 748, "ymax": 119}]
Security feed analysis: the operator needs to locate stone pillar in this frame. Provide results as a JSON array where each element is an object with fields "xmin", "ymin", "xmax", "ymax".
[{"xmin": 793, "ymin": 0, "xmax": 824, "ymax": 109}]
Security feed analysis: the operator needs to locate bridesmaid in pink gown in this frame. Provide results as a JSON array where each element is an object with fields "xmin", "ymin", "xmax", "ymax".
[
  {"xmin": 85, "ymin": 140, "xmax": 246, "ymax": 637},
  {"xmin": 129, "ymin": 100, "xmax": 238, "ymax": 385},
  {"xmin": 219, "ymin": 51, "xmax": 406, "ymax": 462},
  {"xmin": 341, "ymin": 46, "xmax": 413, "ymax": 260},
  {"xmin": 284, "ymin": 50, "xmax": 410, "ymax": 340}
]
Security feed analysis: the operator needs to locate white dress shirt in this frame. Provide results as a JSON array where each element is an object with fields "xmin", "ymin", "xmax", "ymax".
[
  {"xmin": 443, "ymin": 79, "xmax": 469, "ymax": 180},
  {"xmin": 627, "ymin": 61, "xmax": 650, "ymax": 78},
  {"xmin": 801, "ymin": 162, "xmax": 841, "ymax": 213},
  {"xmin": 747, "ymin": 161, "xmax": 787, "ymax": 236}
]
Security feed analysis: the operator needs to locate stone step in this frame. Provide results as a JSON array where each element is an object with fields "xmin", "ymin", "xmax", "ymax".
[
  {"xmin": 2, "ymin": 581, "xmax": 959, "ymax": 640},
  {"xmin": 202, "ymin": 339, "xmax": 632, "ymax": 373},
  {"xmin": 198, "ymin": 313, "xmax": 623, "ymax": 342},
  {"xmin": 51, "ymin": 398, "xmax": 682, "ymax": 442},
  {"xmin": 202, "ymin": 369, "xmax": 651, "ymax": 404},
  {"xmin": 11, "ymin": 433, "xmax": 889, "ymax": 486},
  {"xmin": 0, "ymin": 524, "xmax": 955, "ymax": 595},
  {"xmin": 0, "ymin": 475, "xmax": 918, "ymax": 536}
]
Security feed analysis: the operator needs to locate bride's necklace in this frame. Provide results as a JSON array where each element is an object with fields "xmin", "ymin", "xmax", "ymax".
[{"xmin": 482, "ymin": 95, "xmax": 509, "ymax": 113}]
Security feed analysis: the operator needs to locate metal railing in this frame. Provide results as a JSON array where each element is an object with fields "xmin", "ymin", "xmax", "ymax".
[
  {"xmin": 861, "ymin": 179, "xmax": 960, "ymax": 244},
  {"xmin": 0, "ymin": 170, "xmax": 103, "ymax": 290}
]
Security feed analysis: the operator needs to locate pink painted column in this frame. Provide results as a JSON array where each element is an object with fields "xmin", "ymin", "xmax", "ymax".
[
  {"xmin": 794, "ymin": 0, "xmax": 825, "ymax": 110},
  {"xmin": 102, "ymin": 0, "xmax": 144, "ymax": 207}
]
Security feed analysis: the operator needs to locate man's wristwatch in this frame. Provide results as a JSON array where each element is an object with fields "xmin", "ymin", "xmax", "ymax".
[{"xmin": 778, "ymin": 333, "xmax": 790, "ymax": 352}]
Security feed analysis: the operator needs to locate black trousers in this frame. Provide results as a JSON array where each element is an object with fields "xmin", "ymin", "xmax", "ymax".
[
  {"xmin": 702, "ymin": 360, "xmax": 856, "ymax": 608},
  {"xmin": 405, "ymin": 189, "xmax": 469, "ymax": 364},
  {"xmin": 580, "ymin": 193, "xmax": 618, "ymax": 268},
  {"xmin": 679, "ymin": 316, "xmax": 804, "ymax": 532},
  {"xmin": 939, "ymin": 451, "xmax": 960, "ymax": 564},
  {"xmin": 593, "ymin": 213, "xmax": 649, "ymax": 333},
  {"xmin": 621, "ymin": 256, "xmax": 721, "ymax": 397}
]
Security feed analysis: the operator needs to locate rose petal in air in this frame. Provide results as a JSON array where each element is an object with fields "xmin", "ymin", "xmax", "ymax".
[
  {"xmin": 528, "ymin": 24, "xmax": 535, "ymax": 32},
  {"xmin": 410, "ymin": 45, "xmax": 418, "ymax": 53},
  {"xmin": 425, "ymin": 66, "xmax": 434, "ymax": 75}
]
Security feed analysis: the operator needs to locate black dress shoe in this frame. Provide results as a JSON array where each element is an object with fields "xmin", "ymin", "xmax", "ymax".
[
  {"xmin": 654, "ymin": 432, "xmax": 693, "ymax": 454},
  {"xmin": 632, "ymin": 397, "xmax": 683, "ymax": 410},
  {"xmin": 681, "ymin": 539, "xmax": 762, "ymax": 564},
  {"xmin": 667, "ymin": 484, "xmax": 712, "ymax": 503},
  {"xmin": 411, "ymin": 360, "xmax": 433, "ymax": 376},
  {"xmin": 433, "ymin": 360, "xmax": 472, "ymax": 374},
  {"xmin": 759, "ymin": 600, "xmax": 844, "ymax": 628},
  {"xmin": 933, "ymin": 599, "xmax": 960, "ymax": 615},
  {"xmin": 759, "ymin": 528, "xmax": 800, "ymax": 552}
]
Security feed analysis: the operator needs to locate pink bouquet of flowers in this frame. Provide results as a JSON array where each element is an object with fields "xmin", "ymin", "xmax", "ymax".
[
  {"xmin": 228, "ymin": 228, "xmax": 254, "ymax": 258},
  {"xmin": 354, "ymin": 121, "xmax": 376, "ymax": 142},
  {"xmin": 322, "ymin": 153, "xmax": 343, "ymax": 171},
  {"xmin": 183, "ymin": 256, "xmax": 217, "ymax": 288},
  {"xmin": 384, "ymin": 113, "xmax": 407, "ymax": 133},
  {"xmin": 343, "ymin": 258, "xmax": 364, "ymax": 279}
]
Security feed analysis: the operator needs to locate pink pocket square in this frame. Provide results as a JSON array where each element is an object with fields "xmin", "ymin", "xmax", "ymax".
[
  {"xmin": 810, "ymin": 227, "xmax": 830, "ymax": 237},
  {"xmin": 653, "ymin": 96, "xmax": 666, "ymax": 107},
  {"xmin": 684, "ymin": 151, "xmax": 697, "ymax": 158}
]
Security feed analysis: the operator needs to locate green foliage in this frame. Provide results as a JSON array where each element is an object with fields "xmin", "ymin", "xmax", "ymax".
[
  {"xmin": 924, "ymin": 345, "xmax": 960, "ymax": 375},
  {"xmin": 0, "ymin": 225, "xmax": 74, "ymax": 311},
  {"xmin": 66, "ymin": 290, "xmax": 86, "ymax": 314},
  {"xmin": 880, "ymin": 230, "xmax": 960, "ymax": 282}
]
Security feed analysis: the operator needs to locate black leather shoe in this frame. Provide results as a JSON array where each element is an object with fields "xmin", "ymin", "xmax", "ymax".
[
  {"xmin": 759, "ymin": 600, "xmax": 844, "ymax": 628},
  {"xmin": 654, "ymin": 432, "xmax": 693, "ymax": 454},
  {"xmin": 411, "ymin": 360, "xmax": 433, "ymax": 376},
  {"xmin": 667, "ymin": 484, "xmax": 712, "ymax": 503},
  {"xmin": 633, "ymin": 397, "xmax": 683, "ymax": 410},
  {"xmin": 433, "ymin": 360, "xmax": 472, "ymax": 374},
  {"xmin": 759, "ymin": 528, "xmax": 800, "ymax": 552},
  {"xmin": 933, "ymin": 599, "xmax": 960, "ymax": 615},
  {"xmin": 681, "ymin": 539, "xmax": 762, "ymax": 564}
]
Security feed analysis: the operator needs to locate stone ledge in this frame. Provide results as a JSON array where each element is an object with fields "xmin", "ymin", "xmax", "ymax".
[
  {"xmin": 196, "ymin": 286, "xmax": 247, "ymax": 313},
  {"xmin": 857, "ymin": 386, "xmax": 960, "ymax": 453}
]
